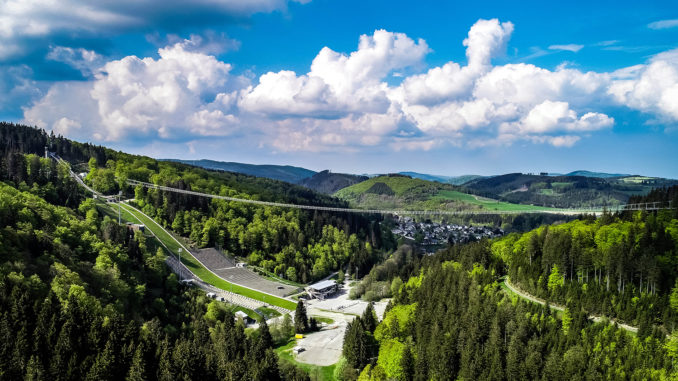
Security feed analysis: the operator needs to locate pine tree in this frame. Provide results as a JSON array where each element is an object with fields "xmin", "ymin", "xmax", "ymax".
[
  {"xmin": 24, "ymin": 355, "xmax": 46, "ymax": 381},
  {"xmin": 342, "ymin": 317, "xmax": 368, "ymax": 370},
  {"xmin": 0, "ymin": 313, "xmax": 11, "ymax": 374},
  {"xmin": 85, "ymin": 340, "xmax": 115, "ymax": 381},
  {"xmin": 294, "ymin": 301, "xmax": 309, "ymax": 333},
  {"xmin": 400, "ymin": 345, "xmax": 414, "ymax": 381},
  {"xmin": 257, "ymin": 319, "xmax": 273, "ymax": 352},
  {"xmin": 156, "ymin": 339, "xmax": 174, "ymax": 381},
  {"xmin": 247, "ymin": 348, "xmax": 281, "ymax": 381},
  {"xmin": 126, "ymin": 344, "xmax": 146, "ymax": 381},
  {"xmin": 309, "ymin": 317, "xmax": 319, "ymax": 332},
  {"xmin": 361, "ymin": 302, "xmax": 378, "ymax": 333},
  {"xmin": 279, "ymin": 313, "xmax": 294, "ymax": 339},
  {"xmin": 542, "ymin": 351, "xmax": 564, "ymax": 381}
]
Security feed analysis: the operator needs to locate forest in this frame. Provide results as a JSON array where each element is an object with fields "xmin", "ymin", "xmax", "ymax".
[
  {"xmin": 340, "ymin": 187, "xmax": 678, "ymax": 380},
  {"xmin": 341, "ymin": 238, "xmax": 676, "ymax": 380},
  {"xmin": 3, "ymin": 122, "xmax": 678, "ymax": 380},
  {"xmin": 493, "ymin": 207, "xmax": 678, "ymax": 330},
  {"xmin": 0, "ymin": 123, "xmax": 395, "ymax": 283},
  {"xmin": 0, "ymin": 169, "xmax": 312, "ymax": 379}
]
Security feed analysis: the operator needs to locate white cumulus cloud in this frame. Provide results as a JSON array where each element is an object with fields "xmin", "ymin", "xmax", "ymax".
[
  {"xmin": 608, "ymin": 49, "xmax": 678, "ymax": 122},
  {"xmin": 23, "ymin": 18, "xmax": 678, "ymax": 154},
  {"xmin": 25, "ymin": 42, "xmax": 245, "ymax": 141},
  {"xmin": 241, "ymin": 29, "xmax": 429, "ymax": 118}
]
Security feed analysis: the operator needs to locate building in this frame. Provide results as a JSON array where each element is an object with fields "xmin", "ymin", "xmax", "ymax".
[
  {"xmin": 305, "ymin": 279, "xmax": 338, "ymax": 300},
  {"xmin": 234, "ymin": 311, "xmax": 254, "ymax": 325},
  {"xmin": 126, "ymin": 222, "xmax": 145, "ymax": 232}
]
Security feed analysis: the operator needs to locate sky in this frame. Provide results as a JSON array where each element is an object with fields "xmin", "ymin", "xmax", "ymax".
[{"xmin": 2, "ymin": 0, "xmax": 678, "ymax": 177}]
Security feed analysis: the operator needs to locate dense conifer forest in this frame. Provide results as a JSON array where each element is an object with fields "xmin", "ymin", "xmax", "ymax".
[
  {"xmin": 3, "ymin": 123, "xmax": 678, "ymax": 380},
  {"xmin": 0, "ymin": 123, "xmax": 394, "ymax": 283},
  {"xmin": 341, "ymin": 191, "xmax": 678, "ymax": 380},
  {"xmin": 0, "ymin": 178, "xmax": 305, "ymax": 379}
]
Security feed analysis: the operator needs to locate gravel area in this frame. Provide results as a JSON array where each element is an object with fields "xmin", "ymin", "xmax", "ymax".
[
  {"xmin": 192, "ymin": 248, "xmax": 299, "ymax": 297},
  {"xmin": 192, "ymin": 248, "xmax": 236, "ymax": 269},
  {"xmin": 215, "ymin": 267, "xmax": 299, "ymax": 297}
]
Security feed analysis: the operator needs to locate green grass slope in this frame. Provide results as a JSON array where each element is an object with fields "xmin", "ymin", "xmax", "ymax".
[
  {"xmin": 334, "ymin": 175, "xmax": 554, "ymax": 212},
  {"xmin": 464, "ymin": 173, "xmax": 678, "ymax": 208},
  {"xmin": 119, "ymin": 202, "xmax": 297, "ymax": 310},
  {"xmin": 166, "ymin": 159, "xmax": 316, "ymax": 183},
  {"xmin": 297, "ymin": 170, "xmax": 368, "ymax": 194}
]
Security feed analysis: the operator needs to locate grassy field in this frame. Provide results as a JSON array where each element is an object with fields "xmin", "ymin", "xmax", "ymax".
[
  {"xmin": 335, "ymin": 175, "xmax": 436, "ymax": 197},
  {"xmin": 312, "ymin": 316, "xmax": 335, "ymax": 325},
  {"xmin": 275, "ymin": 339, "xmax": 337, "ymax": 381},
  {"xmin": 118, "ymin": 202, "xmax": 297, "ymax": 310},
  {"xmin": 257, "ymin": 306, "xmax": 282, "ymax": 319},
  {"xmin": 432, "ymin": 190, "xmax": 555, "ymax": 212},
  {"xmin": 335, "ymin": 175, "xmax": 559, "ymax": 213}
]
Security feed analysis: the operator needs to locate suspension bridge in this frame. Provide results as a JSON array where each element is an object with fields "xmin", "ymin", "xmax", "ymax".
[
  {"xmin": 50, "ymin": 153, "xmax": 673, "ymax": 216},
  {"xmin": 125, "ymin": 179, "xmax": 672, "ymax": 216}
]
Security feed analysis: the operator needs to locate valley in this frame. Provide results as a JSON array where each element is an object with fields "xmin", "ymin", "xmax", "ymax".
[{"xmin": 0, "ymin": 122, "xmax": 676, "ymax": 381}]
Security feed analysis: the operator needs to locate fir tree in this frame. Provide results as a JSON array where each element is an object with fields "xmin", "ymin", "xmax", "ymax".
[
  {"xmin": 399, "ymin": 345, "xmax": 414, "ymax": 381},
  {"xmin": 294, "ymin": 301, "xmax": 309, "ymax": 333},
  {"xmin": 361, "ymin": 302, "xmax": 378, "ymax": 333},
  {"xmin": 126, "ymin": 344, "xmax": 146, "ymax": 381}
]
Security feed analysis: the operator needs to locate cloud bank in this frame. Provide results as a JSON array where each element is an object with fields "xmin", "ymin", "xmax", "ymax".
[
  {"xmin": 23, "ymin": 18, "xmax": 678, "ymax": 153},
  {"xmin": 0, "ymin": 0, "xmax": 302, "ymax": 61}
]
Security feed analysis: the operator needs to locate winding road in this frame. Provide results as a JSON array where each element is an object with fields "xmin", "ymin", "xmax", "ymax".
[{"xmin": 502, "ymin": 277, "xmax": 639, "ymax": 334}]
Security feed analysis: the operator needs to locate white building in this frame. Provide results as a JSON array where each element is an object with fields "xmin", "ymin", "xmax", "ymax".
[{"xmin": 305, "ymin": 280, "xmax": 338, "ymax": 300}]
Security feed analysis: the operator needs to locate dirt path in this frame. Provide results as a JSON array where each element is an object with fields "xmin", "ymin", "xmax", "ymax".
[{"xmin": 502, "ymin": 277, "xmax": 638, "ymax": 334}]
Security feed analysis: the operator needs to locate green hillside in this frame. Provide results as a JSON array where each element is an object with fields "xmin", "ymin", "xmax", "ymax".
[
  {"xmin": 463, "ymin": 173, "xmax": 678, "ymax": 208},
  {"xmin": 165, "ymin": 159, "xmax": 316, "ymax": 183},
  {"xmin": 297, "ymin": 169, "xmax": 368, "ymax": 194},
  {"xmin": 334, "ymin": 175, "xmax": 554, "ymax": 212}
]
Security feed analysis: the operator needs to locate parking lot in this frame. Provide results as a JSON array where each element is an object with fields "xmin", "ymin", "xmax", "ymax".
[{"xmin": 292, "ymin": 280, "xmax": 389, "ymax": 366}]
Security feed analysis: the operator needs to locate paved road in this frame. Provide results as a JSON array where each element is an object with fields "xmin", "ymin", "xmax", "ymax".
[{"xmin": 503, "ymin": 277, "xmax": 638, "ymax": 334}]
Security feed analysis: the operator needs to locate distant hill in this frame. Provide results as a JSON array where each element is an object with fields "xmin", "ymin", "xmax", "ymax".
[
  {"xmin": 450, "ymin": 175, "xmax": 486, "ymax": 185},
  {"xmin": 565, "ymin": 170, "xmax": 632, "ymax": 178},
  {"xmin": 297, "ymin": 170, "xmax": 368, "ymax": 194},
  {"xmin": 165, "ymin": 159, "xmax": 316, "ymax": 183},
  {"xmin": 463, "ymin": 172, "xmax": 678, "ymax": 208},
  {"xmin": 398, "ymin": 172, "xmax": 484, "ymax": 185},
  {"xmin": 334, "ymin": 174, "xmax": 553, "ymax": 213}
]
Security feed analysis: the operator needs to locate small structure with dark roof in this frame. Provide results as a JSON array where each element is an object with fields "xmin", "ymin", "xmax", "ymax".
[{"xmin": 234, "ymin": 310, "xmax": 254, "ymax": 325}]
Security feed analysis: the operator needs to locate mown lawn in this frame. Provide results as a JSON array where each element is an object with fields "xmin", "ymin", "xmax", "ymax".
[
  {"xmin": 118, "ymin": 202, "xmax": 297, "ymax": 310},
  {"xmin": 433, "ymin": 190, "xmax": 556, "ymax": 212}
]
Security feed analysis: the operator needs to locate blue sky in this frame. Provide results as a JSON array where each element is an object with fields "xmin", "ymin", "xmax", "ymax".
[{"xmin": 2, "ymin": 0, "xmax": 678, "ymax": 177}]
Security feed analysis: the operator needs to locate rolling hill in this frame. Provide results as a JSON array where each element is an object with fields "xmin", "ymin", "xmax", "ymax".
[
  {"xmin": 463, "ymin": 173, "xmax": 678, "ymax": 208},
  {"xmin": 297, "ymin": 170, "xmax": 368, "ymax": 194},
  {"xmin": 398, "ymin": 172, "xmax": 484, "ymax": 185},
  {"xmin": 334, "ymin": 174, "xmax": 553, "ymax": 212},
  {"xmin": 565, "ymin": 170, "xmax": 632, "ymax": 178},
  {"xmin": 165, "ymin": 159, "xmax": 316, "ymax": 183}
]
